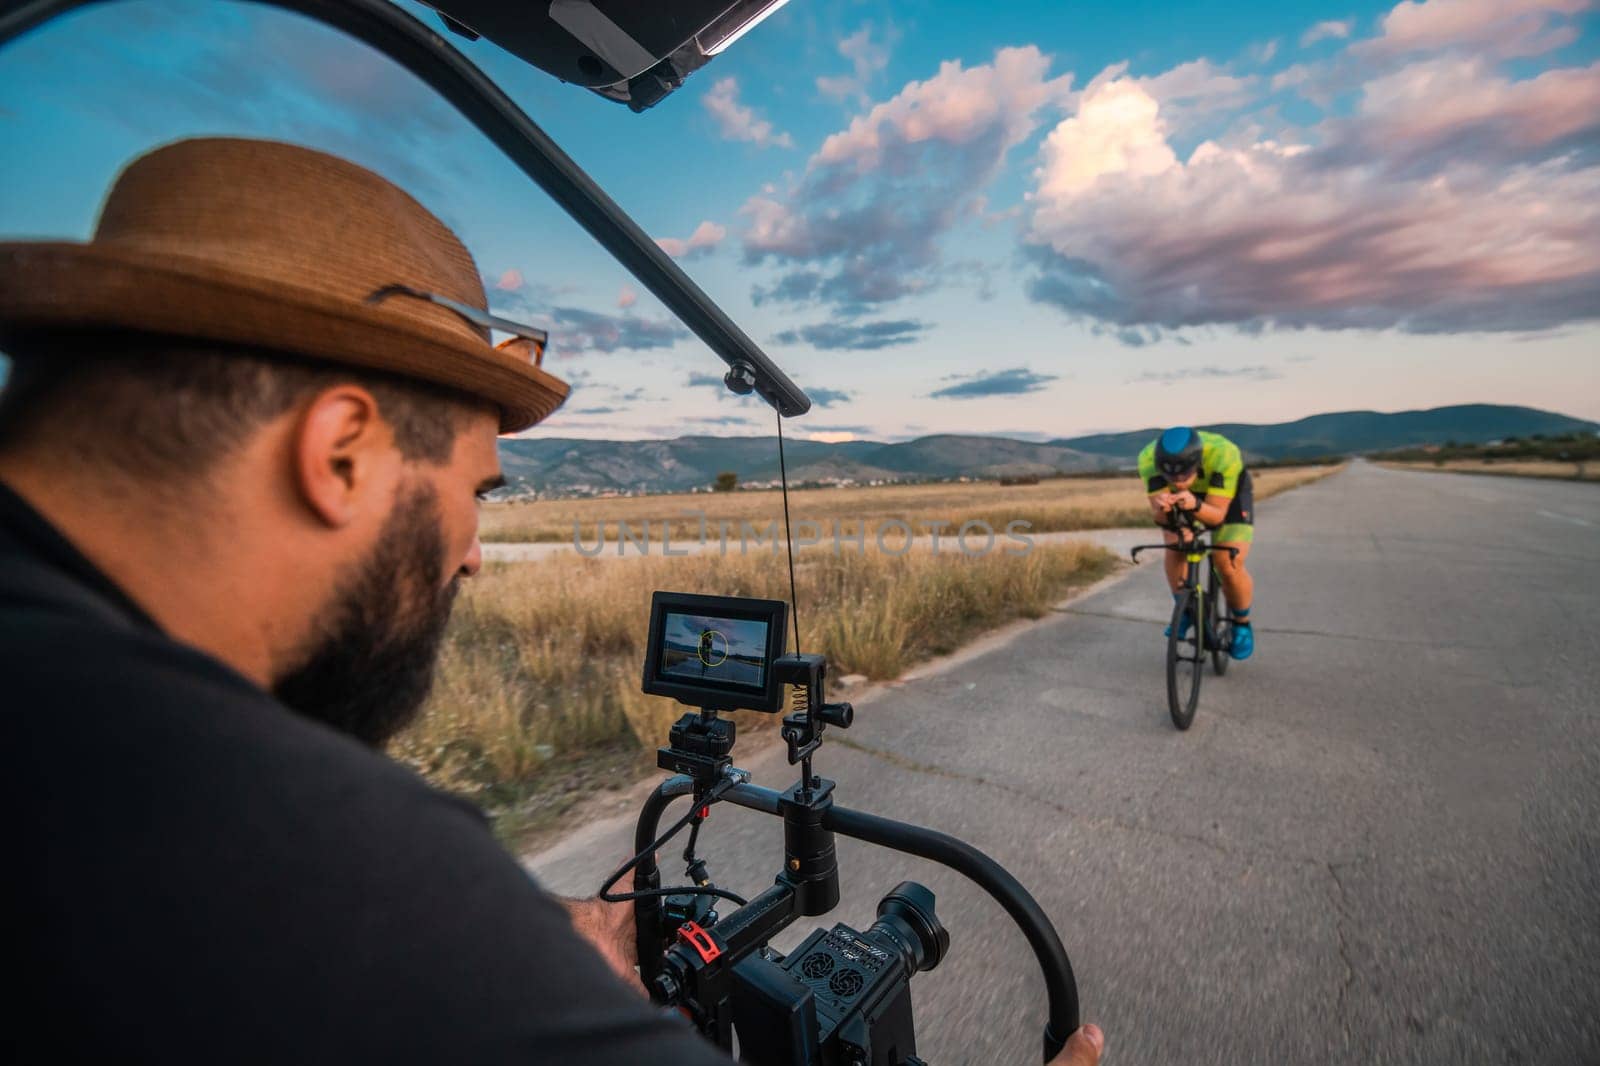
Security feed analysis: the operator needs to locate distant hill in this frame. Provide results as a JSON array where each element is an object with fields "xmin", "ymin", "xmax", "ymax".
[
  {"xmin": 1053, "ymin": 404, "xmax": 1595, "ymax": 463},
  {"xmin": 497, "ymin": 433, "xmax": 1116, "ymax": 495},
  {"xmin": 498, "ymin": 404, "xmax": 1596, "ymax": 497}
]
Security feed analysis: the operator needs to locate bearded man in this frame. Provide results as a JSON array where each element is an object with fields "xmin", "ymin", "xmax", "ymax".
[{"xmin": 0, "ymin": 136, "xmax": 1106, "ymax": 1065}]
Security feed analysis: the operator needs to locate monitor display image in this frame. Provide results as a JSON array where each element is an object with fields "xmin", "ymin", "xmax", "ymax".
[{"xmin": 658, "ymin": 611, "xmax": 770, "ymax": 691}]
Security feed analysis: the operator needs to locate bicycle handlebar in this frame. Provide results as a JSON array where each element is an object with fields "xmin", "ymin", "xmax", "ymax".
[{"xmin": 1130, "ymin": 507, "xmax": 1240, "ymax": 561}]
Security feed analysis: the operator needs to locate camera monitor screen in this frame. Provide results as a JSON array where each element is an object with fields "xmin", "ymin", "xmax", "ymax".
[{"xmin": 642, "ymin": 592, "xmax": 788, "ymax": 712}]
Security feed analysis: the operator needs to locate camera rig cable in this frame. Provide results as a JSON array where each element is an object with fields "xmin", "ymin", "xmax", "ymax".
[
  {"xmin": 597, "ymin": 771, "xmax": 748, "ymax": 908},
  {"xmin": 775, "ymin": 409, "xmax": 803, "ymax": 657}
]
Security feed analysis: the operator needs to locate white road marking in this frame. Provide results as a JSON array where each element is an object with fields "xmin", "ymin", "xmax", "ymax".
[{"xmin": 1536, "ymin": 509, "xmax": 1595, "ymax": 528}]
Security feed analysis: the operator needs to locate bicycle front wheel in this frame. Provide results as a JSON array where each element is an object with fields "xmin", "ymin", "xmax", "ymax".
[
  {"xmin": 1167, "ymin": 588, "xmax": 1203, "ymax": 730},
  {"xmin": 1208, "ymin": 561, "xmax": 1230, "ymax": 677}
]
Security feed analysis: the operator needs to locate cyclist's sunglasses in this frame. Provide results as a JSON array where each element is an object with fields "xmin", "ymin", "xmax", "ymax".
[
  {"xmin": 366, "ymin": 284, "xmax": 549, "ymax": 366},
  {"xmin": 1158, "ymin": 460, "xmax": 1199, "ymax": 478}
]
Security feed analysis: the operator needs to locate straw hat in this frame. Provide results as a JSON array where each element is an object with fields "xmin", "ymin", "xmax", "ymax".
[{"xmin": 0, "ymin": 137, "xmax": 568, "ymax": 432}]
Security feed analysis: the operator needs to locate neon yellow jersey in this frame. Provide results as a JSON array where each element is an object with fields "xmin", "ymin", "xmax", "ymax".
[{"xmin": 1137, "ymin": 430, "xmax": 1244, "ymax": 497}]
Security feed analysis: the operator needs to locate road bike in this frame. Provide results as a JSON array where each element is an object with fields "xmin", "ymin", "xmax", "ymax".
[{"xmin": 1131, "ymin": 509, "xmax": 1239, "ymax": 730}]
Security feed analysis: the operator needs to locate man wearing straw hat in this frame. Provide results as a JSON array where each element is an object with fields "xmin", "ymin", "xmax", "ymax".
[{"xmin": 0, "ymin": 138, "xmax": 1107, "ymax": 1064}]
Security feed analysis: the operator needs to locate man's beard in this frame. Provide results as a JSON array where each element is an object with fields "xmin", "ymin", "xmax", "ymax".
[{"xmin": 273, "ymin": 481, "xmax": 461, "ymax": 748}]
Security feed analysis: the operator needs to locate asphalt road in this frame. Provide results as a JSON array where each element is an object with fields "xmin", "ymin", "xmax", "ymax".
[{"xmin": 530, "ymin": 461, "xmax": 1600, "ymax": 1065}]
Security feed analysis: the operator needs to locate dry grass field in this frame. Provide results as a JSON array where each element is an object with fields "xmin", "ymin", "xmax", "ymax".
[
  {"xmin": 479, "ymin": 466, "xmax": 1341, "ymax": 545},
  {"xmin": 1381, "ymin": 459, "xmax": 1598, "ymax": 482},
  {"xmin": 394, "ymin": 464, "xmax": 1343, "ymax": 843},
  {"xmin": 392, "ymin": 540, "xmax": 1115, "ymax": 841}
]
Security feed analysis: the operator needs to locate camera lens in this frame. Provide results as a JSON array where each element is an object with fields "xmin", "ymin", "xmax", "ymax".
[{"xmin": 869, "ymin": 881, "xmax": 949, "ymax": 973}]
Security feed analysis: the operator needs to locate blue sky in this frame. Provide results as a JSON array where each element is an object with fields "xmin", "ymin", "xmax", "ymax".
[{"xmin": 2, "ymin": 0, "xmax": 1596, "ymax": 442}]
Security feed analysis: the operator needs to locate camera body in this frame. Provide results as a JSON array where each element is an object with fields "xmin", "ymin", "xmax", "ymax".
[{"xmin": 730, "ymin": 882, "xmax": 948, "ymax": 1066}]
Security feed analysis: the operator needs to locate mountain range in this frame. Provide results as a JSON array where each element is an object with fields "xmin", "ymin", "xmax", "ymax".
[{"xmin": 497, "ymin": 403, "xmax": 1596, "ymax": 497}]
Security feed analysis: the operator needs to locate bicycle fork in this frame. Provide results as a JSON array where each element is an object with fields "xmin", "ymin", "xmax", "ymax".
[{"xmin": 1188, "ymin": 552, "xmax": 1206, "ymax": 655}]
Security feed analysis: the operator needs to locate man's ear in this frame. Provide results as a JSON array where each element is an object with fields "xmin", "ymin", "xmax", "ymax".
[{"xmin": 291, "ymin": 385, "xmax": 398, "ymax": 528}]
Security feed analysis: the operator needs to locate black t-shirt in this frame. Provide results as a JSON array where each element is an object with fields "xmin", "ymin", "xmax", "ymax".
[{"xmin": 0, "ymin": 480, "xmax": 728, "ymax": 1064}]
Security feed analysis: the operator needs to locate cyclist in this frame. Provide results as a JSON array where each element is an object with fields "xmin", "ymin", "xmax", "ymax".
[{"xmin": 1138, "ymin": 426, "xmax": 1255, "ymax": 660}]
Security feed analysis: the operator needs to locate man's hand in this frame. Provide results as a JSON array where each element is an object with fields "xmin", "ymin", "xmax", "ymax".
[
  {"xmin": 1150, "ymin": 491, "xmax": 1175, "ymax": 519},
  {"xmin": 562, "ymin": 896, "xmax": 639, "ymax": 990},
  {"xmin": 1170, "ymin": 489, "xmax": 1197, "ymax": 512},
  {"xmin": 1049, "ymin": 1024, "xmax": 1105, "ymax": 1066}
]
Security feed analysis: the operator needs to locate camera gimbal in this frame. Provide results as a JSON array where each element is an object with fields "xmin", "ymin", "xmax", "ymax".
[{"xmin": 603, "ymin": 594, "xmax": 1081, "ymax": 1065}]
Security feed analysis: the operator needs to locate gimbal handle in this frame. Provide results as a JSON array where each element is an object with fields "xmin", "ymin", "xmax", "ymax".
[{"xmin": 632, "ymin": 776, "xmax": 1081, "ymax": 1062}]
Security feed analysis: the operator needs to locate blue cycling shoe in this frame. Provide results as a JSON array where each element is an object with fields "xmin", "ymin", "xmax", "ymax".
[
  {"xmin": 1164, "ymin": 604, "xmax": 1195, "ymax": 640},
  {"xmin": 1229, "ymin": 620, "xmax": 1254, "ymax": 660}
]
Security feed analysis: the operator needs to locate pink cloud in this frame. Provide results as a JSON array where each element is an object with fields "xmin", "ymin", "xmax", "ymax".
[
  {"xmin": 815, "ymin": 23, "xmax": 894, "ymax": 104},
  {"xmin": 656, "ymin": 220, "xmax": 727, "ymax": 259},
  {"xmin": 1026, "ymin": 68, "xmax": 1600, "ymax": 334},
  {"xmin": 740, "ymin": 45, "xmax": 1074, "ymax": 315},
  {"xmin": 617, "ymin": 286, "xmax": 638, "ymax": 309},
  {"xmin": 1350, "ymin": 57, "xmax": 1600, "ymax": 162},
  {"xmin": 702, "ymin": 77, "xmax": 793, "ymax": 149},
  {"xmin": 814, "ymin": 45, "xmax": 1073, "ymax": 172},
  {"xmin": 1360, "ymin": 0, "xmax": 1590, "ymax": 58},
  {"xmin": 1301, "ymin": 19, "xmax": 1354, "ymax": 46},
  {"xmin": 495, "ymin": 268, "xmax": 524, "ymax": 292}
]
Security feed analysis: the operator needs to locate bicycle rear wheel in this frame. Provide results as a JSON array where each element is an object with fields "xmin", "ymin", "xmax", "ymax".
[
  {"xmin": 1166, "ymin": 588, "xmax": 1203, "ymax": 730},
  {"xmin": 1208, "ymin": 561, "xmax": 1231, "ymax": 677}
]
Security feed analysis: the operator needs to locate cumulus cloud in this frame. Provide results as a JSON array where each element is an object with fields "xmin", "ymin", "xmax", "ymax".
[
  {"xmin": 702, "ymin": 77, "xmax": 793, "ymax": 149},
  {"xmin": 1024, "ymin": 41, "xmax": 1600, "ymax": 338},
  {"xmin": 816, "ymin": 23, "xmax": 894, "ymax": 104},
  {"xmin": 1330, "ymin": 56, "xmax": 1600, "ymax": 174},
  {"xmin": 1358, "ymin": 0, "xmax": 1590, "ymax": 59},
  {"xmin": 774, "ymin": 319, "xmax": 928, "ymax": 350},
  {"xmin": 656, "ymin": 220, "xmax": 728, "ymax": 259},
  {"xmin": 1032, "ymin": 77, "xmax": 1179, "ymax": 202},
  {"xmin": 1302, "ymin": 19, "xmax": 1355, "ymax": 46},
  {"xmin": 617, "ymin": 286, "xmax": 637, "ymax": 309},
  {"xmin": 813, "ymin": 46, "xmax": 1072, "ymax": 172},
  {"xmin": 929, "ymin": 367, "xmax": 1059, "ymax": 399},
  {"xmin": 744, "ymin": 46, "xmax": 1073, "ymax": 314},
  {"xmin": 1138, "ymin": 58, "xmax": 1259, "ymax": 115}
]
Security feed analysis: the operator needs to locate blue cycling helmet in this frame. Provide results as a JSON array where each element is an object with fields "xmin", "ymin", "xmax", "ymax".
[{"xmin": 1155, "ymin": 426, "xmax": 1203, "ymax": 478}]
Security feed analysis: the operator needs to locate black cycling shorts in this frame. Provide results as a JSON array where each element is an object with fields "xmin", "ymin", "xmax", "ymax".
[{"xmin": 1196, "ymin": 468, "xmax": 1253, "ymax": 542}]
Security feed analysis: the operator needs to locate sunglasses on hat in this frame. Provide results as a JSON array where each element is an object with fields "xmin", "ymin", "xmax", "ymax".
[{"xmin": 366, "ymin": 284, "xmax": 549, "ymax": 366}]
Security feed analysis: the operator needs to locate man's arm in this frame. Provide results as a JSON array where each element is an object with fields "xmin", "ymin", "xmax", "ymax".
[
  {"xmin": 1188, "ymin": 492, "xmax": 1231, "ymax": 527},
  {"xmin": 563, "ymin": 895, "xmax": 640, "ymax": 989}
]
